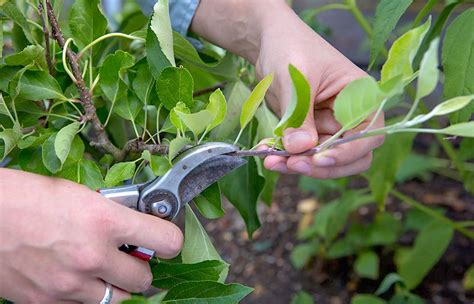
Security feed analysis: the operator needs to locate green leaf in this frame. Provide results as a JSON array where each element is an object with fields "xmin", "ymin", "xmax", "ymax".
[
  {"xmin": 240, "ymin": 73, "xmax": 273, "ymax": 130},
  {"xmin": 18, "ymin": 70, "xmax": 66, "ymax": 100},
  {"xmin": 463, "ymin": 264, "xmax": 474, "ymax": 290},
  {"xmin": 368, "ymin": 133, "xmax": 415, "ymax": 205},
  {"xmin": 375, "ymin": 273, "xmax": 404, "ymax": 296},
  {"xmin": 333, "ymin": 76, "xmax": 385, "ymax": 130},
  {"xmin": 4, "ymin": 45, "xmax": 46, "ymax": 68},
  {"xmin": 42, "ymin": 133, "xmax": 62, "ymax": 173},
  {"xmin": 0, "ymin": 127, "xmax": 21, "ymax": 160},
  {"xmin": 114, "ymin": 94, "xmax": 142, "ymax": 122},
  {"xmin": 219, "ymin": 155, "xmax": 265, "ymax": 237},
  {"xmin": 437, "ymin": 121, "xmax": 474, "ymax": 137},
  {"xmin": 273, "ymin": 65, "xmax": 311, "ymax": 136},
  {"xmin": 388, "ymin": 293, "xmax": 424, "ymax": 304},
  {"xmin": 352, "ymin": 294, "xmax": 386, "ymax": 304},
  {"xmin": 150, "ymin": 0, "xmax": 175, "ymax": 67},
  {"xmin": 355, "ymin": 251, "xmax": 379, "ymax": 280},
  {"xmin": 104, "ymin": 161, "xmax": 136, "ymax": 187},
  {"xmin": 416, "ymin": 38, "xmax": 439, "ymax": 100},
  {"xmin": 132, "ymin": 61, "xmax": 155, "ymax": 104},
  {"xmin": 182, "ymin": 205, "xmax": 227, "ymax": 280},
  {"xmin": 146, "ymin": 25, "xmax": 171, "ymax": 79},
  {"xmin": 58, "ymin": 159, "xmax": 104, "ymax": 190},
  {"xmin": 176, "ymin": 109, "xmax": 213, "ymax": 138},
  {"xmin": 410, "ymin": 95, "xmax": 473, "ymax": 124},
  {"xmin": 397, "ymin": 219, "xmax": 453, "ymax": 289},
  {"xmin": 152, "ymin": 260, "xmax": 226, "ymax": 289},
  {"xmin": 0, "ymin": 20, "xmax": 2, "ymax": 59},
  {"xmin": 54, "ymin": 122, "xmax": 80, "ymax": 165},
  {"xmin": 206, "ymin": 89, "xmax": 227, "ymax": 132},
  {"xmin": 291, "ymin": 291, "xmax": 314, "ymax": 304},
  {"xmin": 99, "ymin": 51, "xmax": 135, "ymax": 104},
  {"xmin": 381, "ymin": 18, "xmax": 431, "ymax": 83},
  {"xmin": 290, "ymin": 240, "xmax": 319, "ymax": 270},
  {"xmin": 194, "ymin": 183, "xmax": 225, "ymax": 219},
  {"xmin": 162, "ymin": 281, "xmax": 252, "ymax": 303},
  {"xmin": 157, "ymin": 66, "xmax": 194, "ymax": 110},
  {"xmin": 442, "ymin": 8, "xmax": 474, "ymax": 123},
  {"xmin": 68, "ymin": 0, "xmax": 107, "ymax": 49},
  {"xmin": 211, "ymin": 81, "xmax": 250, "ymax": 139},
  {"xmin": 0, "ymin": 1, "xmax": 34, "ymax": 44},
  {"xmin": 370, "ymin": 0, "xmax": 413, "ymax": 68},
  {"xmin": 142, "ymin": 151, "xmax": 170, "ymax": 176},
  {"xmin": 365, "ymin": 212, "xmax": 402, "ymax": 247},
  {"xmin": 168, "ymin": 137, "xmax": 190, "ymax": 160}
]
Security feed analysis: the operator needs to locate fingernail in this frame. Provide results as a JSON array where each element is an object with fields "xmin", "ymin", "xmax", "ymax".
[
  {"xmin": 314, "ymin": 156, "xmax": 336, "ymax": 167},
  {"xmin": 285, "ymin": 131, "xmax": 313, "ymax": 147},
  {"xmin": 292, "ymin": 160, "xmax": 312, "ymax": 174},
  {"xmin": 270, "ymin": 162, "xmax": 288, "ymax": 173}
]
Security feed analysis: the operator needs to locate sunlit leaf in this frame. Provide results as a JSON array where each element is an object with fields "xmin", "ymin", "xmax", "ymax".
[
  {"xmin": 168, "ymin": 137, "xmax": 190, "ymax": 160},
  {"xmin": 0, "ymin": 1, "xmax": 34, "ymax": 43},
  {"xmin": 370, "ymin": 0, "xmax": 413, "ymax": 68},
  {"xmin": 206, "ymin": 88, "xmax": 227, "ymax": 132},
  {"xmin": 54, "ymin": 122, "xmax": 80, "ymax": 165},
  {"xmin": 150, "ymin": 0, "xmax": 175, "ymax": 67},
  {"xmin": 381, "ymin": 18, "xmax": 431, "ymax": 83},
  {"xmin": 104, "ymin": 161, "xmax": 136, "ymax": 187},
  {"xmin": 240, "ymin": 73, "xmax": 273, "ymax": 130},
  {"xmin": 142, "ymin": 150, "xmax": 170, "ymax": 176},
  {"xmin": 334, "ymin": 76, "xmax": 385, "ymax": 130},
  {"xmin": 438, "ymin": 122, "xmax": 474, "ymax": 137},
  {"xmin": 176, "ymin": 109, "xmax": 213, "ymax": 138},
  {"xmin": 273, "ymin": 65, "xmax": 311, "ymax": 136},
  {"xmin": 58, "ymin": 159, "xmax": 104, "ymax": 190},
  {"xmin": 410, "ymin": 95, "xmax": 473, "ymax": 124},
  {"xmin": 416, "ymin": 38, "xmax": 439, "ymax": 100}
]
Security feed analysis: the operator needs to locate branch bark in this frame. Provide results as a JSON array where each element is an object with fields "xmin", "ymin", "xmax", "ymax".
[
  {"xmin": 38, "ymin": 2, "xmax": 54, "ymax": 75},
  {"xmin": 44, "ymin": 0, "xmax": 124, "ymax": 160}
]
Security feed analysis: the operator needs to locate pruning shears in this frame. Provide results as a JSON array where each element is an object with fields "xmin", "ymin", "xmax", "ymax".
[{"xmin": 98, "ymin": 142, "xmax": 247, "ymax": 261}]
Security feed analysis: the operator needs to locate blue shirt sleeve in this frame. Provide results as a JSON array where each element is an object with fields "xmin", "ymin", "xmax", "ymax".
[{"xmin": 137, "ymin": 0, "xmax": 200, "ymax": 38}]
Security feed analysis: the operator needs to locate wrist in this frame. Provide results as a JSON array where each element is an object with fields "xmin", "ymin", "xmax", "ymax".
[{"xmin": 191, "ymin": 0, "xmax": 290, "ymax": 64}]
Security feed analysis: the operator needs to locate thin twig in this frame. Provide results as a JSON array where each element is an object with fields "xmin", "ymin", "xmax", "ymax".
[{"xmin": 193, "ymin": 82, "xmax": 226, "ymax": 97}]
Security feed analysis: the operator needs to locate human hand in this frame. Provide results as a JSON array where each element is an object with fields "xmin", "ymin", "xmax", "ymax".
[
  {"xmin": 0, "ymin": 169, "xmax": 183, "ymax": 303},
  {"xmin": 255, "ymin": 3, "xmax": 385, "ymax": 178}
]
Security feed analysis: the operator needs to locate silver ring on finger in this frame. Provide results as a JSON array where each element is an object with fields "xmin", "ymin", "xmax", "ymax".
[{"xmin": 100, "ymin": 282, "xmax": 113, "ymax": 304}]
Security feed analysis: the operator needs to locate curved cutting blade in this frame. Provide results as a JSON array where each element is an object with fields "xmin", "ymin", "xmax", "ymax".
[{"xmin": 179, "ymin": 155, "xmax": 247, "ymax": 205}]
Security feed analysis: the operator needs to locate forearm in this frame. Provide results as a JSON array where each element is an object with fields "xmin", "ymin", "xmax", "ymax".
[{"xmin": 190, "ymin": 0, "xmax": 291, "ymax": 64}]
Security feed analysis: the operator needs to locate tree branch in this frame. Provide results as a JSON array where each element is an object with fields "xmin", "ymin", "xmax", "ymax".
[
  {"xmin": 38, "ymin": 2, "xmax": 54, "ymax": 75},
  {"xmin": 44, "ymin": 0, "xmax": 124, "ymax": 160}
]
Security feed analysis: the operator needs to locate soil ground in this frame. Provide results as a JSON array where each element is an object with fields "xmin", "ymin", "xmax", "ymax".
[{"xmin": 204, "ymin": 171, "xmax": 474, "ymax": 304}]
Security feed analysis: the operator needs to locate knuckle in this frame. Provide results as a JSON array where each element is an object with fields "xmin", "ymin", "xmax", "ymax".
[
  {"xmin": 131, "ymin": 271, "xmax": 153, "ymax": 293},
  {"xmin": 49, "ymin": 273, "xmax": 81, "ymax": 296},
  {"xmin": 74, "ymin": 246, "xmax": 105, "ymax": 273}
]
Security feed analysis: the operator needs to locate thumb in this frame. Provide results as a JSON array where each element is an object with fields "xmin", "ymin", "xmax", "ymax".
[{"xmin": 282, "ymin": 112, "xmax": 318, "ymax": 154}]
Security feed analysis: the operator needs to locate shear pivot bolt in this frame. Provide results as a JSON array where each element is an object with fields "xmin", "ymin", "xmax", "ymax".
[{"xmin": 151, "ymin": 200, "xmax": 172, "ymax": 218}]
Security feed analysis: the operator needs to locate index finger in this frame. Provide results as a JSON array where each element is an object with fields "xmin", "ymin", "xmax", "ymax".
[{"xmin": 112, "ymin": 206, "xmax": 183, "ymax": 259}]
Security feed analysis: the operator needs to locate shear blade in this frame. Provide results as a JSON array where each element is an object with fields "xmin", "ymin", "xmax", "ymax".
[{"xmin": 179, "ymin": 155, "xmax": 247, "ymax": 205}]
